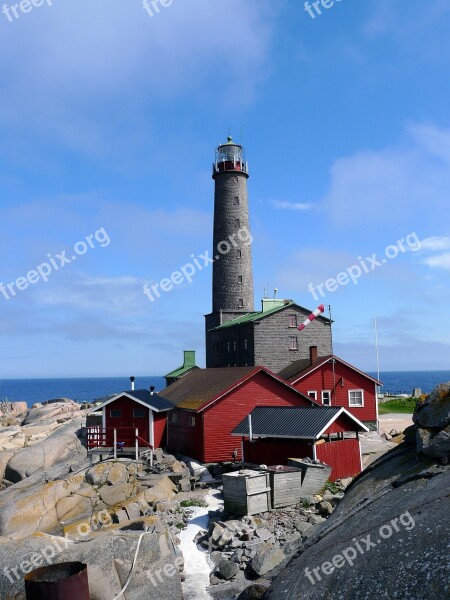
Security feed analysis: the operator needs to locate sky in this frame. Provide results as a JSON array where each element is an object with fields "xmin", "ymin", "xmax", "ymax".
[{"xmin": 0, "ymin": 0, "xmax": 449, "ymax": 378}]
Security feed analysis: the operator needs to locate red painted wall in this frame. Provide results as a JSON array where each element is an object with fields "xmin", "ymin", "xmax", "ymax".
[
  {"xmin": 243, "ymin": 438, "xmax": 313, "ymax": 465},
  {"xmin": 316, "ymin": 439, "xmax": 362, "ymax": 481},
  {"xmin": 202, "ymin": 372, "xmax": 311, "ymax": 463},
  {"xmin": 153, "ymin": 413, "xmax": 168, "ymax": 449},
  {"xmin": 105, "ymin": 397, "xmax": 150, "ymax": 444},
  {"xmin": 168, "ymin": 409, "xmax": 204, "ymax": 459},
  {"xmin": 292, "ymin": 361, "xmax": 377, "ymax": 423}
]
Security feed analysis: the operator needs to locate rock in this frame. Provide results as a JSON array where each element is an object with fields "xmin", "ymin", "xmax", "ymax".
[
  {"xmin": 237, "ymin": 583, "xmax": 270, "ymax": 599},
  {"xmin": 294, "ymin": 520, "xmax": 313, "ymax": 537},
  {"xmin": 0, "ymin": 526, "xmax": 182, "ymax": 599},
  {"xmin": 282, "ymin": 532, "xmax": 302, "ymax": 555},
  {"xmin": 22, "ymin": 401, "xmax": 83, "ymax": 425},
  {"xmin": 0, "ymin": 475, "xmax": 84, "ymax": 538},
  {"xmin": 5, "ymin": 419, "xmax": 86, "ymax": 483},
  {"xmin": 0, "ymin": 451, "xmax": 14, "ymax": 482},
  {"xmin": 99, "ymin": 483, "xmax": 139, "ymax": 506},
  {"xmin": 56, "ymin": 494, "xmax": 93, "ymax": 522},
  {"xmin": 0, "ymin": 401, "xmax": 27, "ymax": 419},
  {"xmin": 308, "ymin": 514, "xmax": 326, "ymax": 525},
  {"xmin": 107, "ymin": 462, "xmax": 128, "ymax": 485},
  {"xmin": 125, "ymin": 502, "xmax": 142, "ymax": 521},
  {"xmin": 251, "ymin": 542, "xmax": 285, "ymax": 576},
  {"xmin": 417, "ymin": 425, "xmax": 450, "ymax": 458},
  {"xmin": 86, "ymin": 462, "xmax": 112, "ymax": 486},
  {"xmin": 413, "ymin": 383, "xmax": 450, "ymax": 429},
  {"xmin": 216, "ymin": 558, "xmax": 239, "ymax": 580},
  {"xmin": 255, "ymin": 527, "xmax": 272, "ymax": 541},
  {"xmin": 268, "ymin": 426, "xmax": 450, "ymax": 599},
  {"xmin": 319, "ymin": 501, "xmax": 334, "ymax": 515},
  {"xmin": 339, "ymin": 477, "xmax": 353, "ymax": 488}
]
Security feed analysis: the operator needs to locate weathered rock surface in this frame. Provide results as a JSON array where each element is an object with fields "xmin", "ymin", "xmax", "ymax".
[
  {"xmin": 413, "ymin": 382, "xmax": 450, "ymax": 430},
  {"xmin": 22, "ymin": 401, "xmax": 84, "ymax": 425},
  {"xmin": 5, "ymin": 418, "xmax": 86, "ymax": 483},
  {"xmin": 0, "ymin": 526, "xmax": 182, "ymax": 600},
  {"xmin": 251, "ymin": 543, "xmax": 285, "ymax": 576},
  {"xmin": 267, "ymin": 384, "xmax": 450, "ymax": 599}
]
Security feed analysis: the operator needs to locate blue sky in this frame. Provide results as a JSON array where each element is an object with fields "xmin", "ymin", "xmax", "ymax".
[{"xmin": 1, "ymin": 0, "xmax": 449, "ymax": 378}]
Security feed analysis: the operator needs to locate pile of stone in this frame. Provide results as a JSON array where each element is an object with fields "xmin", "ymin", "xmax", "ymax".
[{"xmin": 191, "ymin": 485, "xmax": 346, "ymax": 594}]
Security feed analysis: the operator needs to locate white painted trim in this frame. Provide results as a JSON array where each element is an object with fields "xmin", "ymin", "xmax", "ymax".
[
  {"xmin": 102, "ymin": 408, "xmax": 106, "ymax": 429},
  {"xmin": 321, "ymin": 390, "xmax": 332, "ymax": 406},
  {"xmin": 312, "ymin": 444, "xmax": 317, "ymax": 460},
  {"xmin": 348, "ymin": 389, "xmax": 364, "ymax": 408},
  {"xmin": 375, "ymin": 382, "xmax": 379, "ymax": 432},
  {"xmin": 307, "ymin": 391, "xmax": 318, "ymax": 401},
  {"xmin": 290, "ymin": 355, "xmax": 383, "ymax": 387},
  {"xmin": 359, "ymin": 438, "xmax": 363, "ymax": 472},
  {"xmin": 149, "ymin": 408, "xmax": 154, "ymax": 448}
]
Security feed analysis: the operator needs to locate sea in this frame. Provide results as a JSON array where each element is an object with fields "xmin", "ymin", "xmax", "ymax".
[{"xmin": 0, "ymin": 371, "xmax": 450, "ymax": 407}]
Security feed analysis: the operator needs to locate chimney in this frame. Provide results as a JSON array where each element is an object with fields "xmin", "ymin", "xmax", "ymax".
[
  {"xmin": 183, "ymin": 351, "xmax": 196, "ymax": 368},
  {"xmin": 309, "ymin": 346, "xmax": 318, "ymax": 365},
  {"xmin": 130, "ymin": 376, "xmax": 135, "ymax": 391},
  {"xmin": 150, "ymin": 386, "xmax": 155, "ymax": 396}
]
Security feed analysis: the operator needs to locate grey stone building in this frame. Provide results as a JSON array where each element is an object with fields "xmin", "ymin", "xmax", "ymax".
[{"xmin": 205, "ymin": 137, "xmax": 332, "ymax": 372}]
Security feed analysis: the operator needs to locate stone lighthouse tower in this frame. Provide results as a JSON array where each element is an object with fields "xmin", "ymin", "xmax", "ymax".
[{"xmin": 205, "ymin": 136, "xmax": 255, "ymax": 365}]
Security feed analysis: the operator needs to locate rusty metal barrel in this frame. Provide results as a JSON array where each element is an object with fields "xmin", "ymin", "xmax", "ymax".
[{"xmin": 24, "ymin": 562, "xmax": 89, "ymax": 600}]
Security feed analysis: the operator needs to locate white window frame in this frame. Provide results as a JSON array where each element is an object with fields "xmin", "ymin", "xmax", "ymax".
[
  {"xmin": 321, "ymin": 390, "xmax": 331, "ymax": 406},
  {"xmin": 288, "ymin": 314, "xmax": 298, "ymax": 328},
  {"xmin": 348, "ymin": 389, "xmax": 364, "ymax": 407},
  {"xmin": 289, "ymin": 336, "xmax": 299, "ymax": 351},
  {"xmin": 308, "ymin": 391, "xmax": 317, "ymax": 401},
  {"xmin": 188, "ymin": 416, "xmax": 195, "ymax": 427}
]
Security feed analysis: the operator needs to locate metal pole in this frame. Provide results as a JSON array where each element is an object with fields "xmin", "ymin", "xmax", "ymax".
[
  {"xmin": 249, "ymin": 414, "xmax": 253, "ymax": 442},
  {"xmin": 135, "ymin": 428, "xmax": 139, "ymax": 461},
  {"xmin": 113, "ymin": 429, "xmax": 117, "ymax": 460},
  {"xmin": 328, "ymin": 305, "xmax": 336, "ymax": 402}
]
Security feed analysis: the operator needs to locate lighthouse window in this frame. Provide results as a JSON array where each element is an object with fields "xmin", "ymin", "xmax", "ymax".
[
  {"xmin": 289, "ymin": 314, "xmax": 298, "ymax": 328},
  {"xmin": 238, "ymin": 276, "xmax": 243, "ymax": 284},
  {"xmin": 235, "ymin": 218, "xmax": 240, "ymax": 227},
  {"xmin": 238, "ymin": 299, "xmax": 244, "ymax": 308},
  {"xmin": 234, "ymin": 196, "xmax": 240, "ymax": 205},
  {"xmin": 289, "ymin": 336, "xmax": 299, "ymax": 350},
  {"xmin": 244, "ymin": 338, "xmax": 248, "ymax": 350},
  {"xmin": 233, "ymin": 340, "xmax": 237, "ymax": 351},
  {"xmin": 237, "ymin": 250, "xmax": 242, "ymax": 259}
]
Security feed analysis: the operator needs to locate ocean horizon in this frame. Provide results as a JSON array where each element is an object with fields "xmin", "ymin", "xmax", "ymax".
[{"xmin": 1, "ymin": 370, "xmax": 449, "ymax": 407}]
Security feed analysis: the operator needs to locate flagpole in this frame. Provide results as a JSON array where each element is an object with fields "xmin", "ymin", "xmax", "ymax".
[{"xmin": 328, "ymin": 305, "xmax": 336, "ymax": 402}]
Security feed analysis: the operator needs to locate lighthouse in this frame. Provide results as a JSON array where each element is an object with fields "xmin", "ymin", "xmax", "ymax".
[{"xmin": 205, "ymin": 137, "xmax": 255, "ymax": 364}]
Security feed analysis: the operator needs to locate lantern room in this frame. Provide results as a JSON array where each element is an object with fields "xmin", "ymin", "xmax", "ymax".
[{"xmin": 213, "ymin": 136, "xmax": 249, "ymax": 177}]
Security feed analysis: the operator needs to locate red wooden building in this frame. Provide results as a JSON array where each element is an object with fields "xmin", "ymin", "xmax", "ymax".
[
  {"xmin": 161, "ymin": 367, "xmax": 316, "ymax": 463},
  {"xmin": 278, "ymin": 347, "xmax": 382, "ymax": 430},
  {"xmin": 87, "ymin": 388, "xmax": 174, "ymax": 456},
  {"xmin": 232, "ymin": 406, "xmax": 368, "ymax": 481}
]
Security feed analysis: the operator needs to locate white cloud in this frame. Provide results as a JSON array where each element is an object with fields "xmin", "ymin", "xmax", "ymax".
[
  {"xmin": 420, "ymin": 236, "xmax": 450, "ymax": 252},
  {"xmin": 422, "ymin": 253, "xmax": 450, "ymax": 271},
  {"xmin": 271, "ymin": 200, "xmax": 313, "ymax": 211}
]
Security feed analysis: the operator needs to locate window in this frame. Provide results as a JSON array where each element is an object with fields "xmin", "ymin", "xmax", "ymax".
[
  {"xmin": 349, "ymin": 390, "xmax": 364, "ymax": 406},
  {"xmin": 244, "ymin": 338, "xmax": 248, "ymax": 350},
  {"xmin": 237, "ymin": 250, "xmax": 242, "ymax": 259},
  {"xmin": 289, "ymin": 314, "xmax": 298, "ymax": 328},
  {"xmin": 238, "ymin": 299, "xmax": 244, "ymax": 308},
  {"xmin": 133, "ymin": 409, "xmax": 146, "ymax": 418},
  {"xmin": 171, "ymin": 413, "xmax": 178, "ymax": 423},
  {"xmin": 235, "ymin": 218, "xmax": 240, "ymax": 228},
  {"xmin": 110, "ymin": 409, "xmax": 122, "ymax": 418},
  {"xmin": 289, "ymin": 336, "xmax": 299, "ymax": 350},
  {"xmin": 308, "ymin": 391, "xmax": 317, "ymax": 401},
  {"xmin": 227, "ymin": 341, "xmax": 230, "ymax": 352},
  {"xmin": 321, "ymin": 391, "xmax": 331, "ymax": 406},
  {"xmin": 238, "ymin": 275, "xmax": 243, "ymax": 284},
  {"xmin": 234, "ymin": 196, "xmax": 240, "ymax": 206},
  {"xmin": 233, "ymin": 340, "xmax": 237, "ymax": 351},
  {"xmin": 188, "ymin": 416, "xmax": 195, "ymax": 427}
]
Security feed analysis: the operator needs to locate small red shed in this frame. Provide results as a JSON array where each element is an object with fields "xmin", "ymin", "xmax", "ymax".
[
  {"xmin": 161, "ymin": 367, "xmax": 315, "ymax": 463},
  {"xmin": 87, "ymin": 388, "xmax": 174, "ymax": 454},
  {"xmin": 232, "ymin": 405, "xmax": 369, "ymax": 481},
  {"xmin": 278, "ymin": 347, "xmax": 382, "ymax": 430}
]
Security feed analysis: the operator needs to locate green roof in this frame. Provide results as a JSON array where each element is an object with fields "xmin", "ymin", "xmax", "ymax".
[
  {"xmin": 165, "ymin": 351, "xmax": 198, "ymax": 379},
  {"xmin": 211, "ymin": 301, "xmax": 295, "ymax": 330}
]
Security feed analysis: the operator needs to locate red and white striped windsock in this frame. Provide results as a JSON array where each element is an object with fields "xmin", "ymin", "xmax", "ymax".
[{"xmin": 298, "ymin": 304, "xmax": 325, "ymax": 332}]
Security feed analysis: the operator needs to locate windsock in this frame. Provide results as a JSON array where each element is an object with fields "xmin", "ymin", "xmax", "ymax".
[{"xmin": 298, "ymin": 304, "xmax": 325, "ymax": 332}]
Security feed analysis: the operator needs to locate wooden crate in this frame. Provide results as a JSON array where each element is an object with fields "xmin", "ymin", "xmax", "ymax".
[
  {"xmin": 287, "ymin": 459, "xmax": 331, "ymax": 497},
  {"xmin": 266, "ymin": 466, "xmax": 304, "ymax": 508},
  {"xmin": 223, "ymin": 470, "xmax": 271, "ymax": 516}
]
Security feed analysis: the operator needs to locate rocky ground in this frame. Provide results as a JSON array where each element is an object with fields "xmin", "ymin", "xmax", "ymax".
[{"xmin": 196, "ymin": 482, "xmax": 348, "ymax": 599}]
